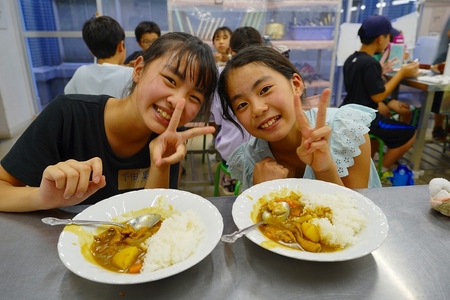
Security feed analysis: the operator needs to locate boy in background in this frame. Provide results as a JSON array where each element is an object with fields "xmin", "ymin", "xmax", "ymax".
[
  {"xmin": 124, "ymin": 21, "xmax": 161, "ymax": 66},
  {"xmin": 64, "ymin": 15, "xmax": 133, "ymax": 98},
  {"xmin": 340, "ymin": 15, "xmax": 419, "ymax": 179}
]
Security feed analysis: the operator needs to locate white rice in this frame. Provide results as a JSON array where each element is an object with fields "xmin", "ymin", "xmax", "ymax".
[
  {"xmin": 141, "ymin": 210, "xmax": 205, "ymax": 272},
  {"xmin": 301, "ymin": 192, "xmax": 367, "ymax": 248}
]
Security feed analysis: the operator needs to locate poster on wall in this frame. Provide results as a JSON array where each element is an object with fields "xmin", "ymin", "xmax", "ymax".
[{"xmin": 336, "ymin": 23, "xmax": 361, "ymax": 67}]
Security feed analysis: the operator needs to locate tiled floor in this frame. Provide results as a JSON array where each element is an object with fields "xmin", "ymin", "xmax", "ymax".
[{"xmin": 1, "ymin": 117, "xmax": 449, "ymax": 199}]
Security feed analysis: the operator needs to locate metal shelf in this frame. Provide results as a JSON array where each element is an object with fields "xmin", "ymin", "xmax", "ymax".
[{"xmin": 272, "ymin": 40, "xmax": 334, "ymax": 50}]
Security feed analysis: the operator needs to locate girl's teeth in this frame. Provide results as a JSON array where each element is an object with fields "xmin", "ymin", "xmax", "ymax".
[
  {"xmin": 157, "ymin": 108, "xmax": 171, "ymax": 120},
  {"xmin": 260, "ymin": 117, "xmax": 278, "ymax": 128}
]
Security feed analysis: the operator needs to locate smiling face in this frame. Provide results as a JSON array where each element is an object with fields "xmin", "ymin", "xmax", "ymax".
[
  {"xmin": 226, "ymin": 63, "xmax": 304, "ymax": 142},
  {"xmin": 132, "ymin": 53, "xmax": 205, "ymax": 134}
]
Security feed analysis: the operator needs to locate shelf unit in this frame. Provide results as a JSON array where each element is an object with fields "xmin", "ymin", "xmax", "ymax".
[
  {"xmin": 167, "ymin": 0, "xmax": 342, "ymax": 97},
  {"xmin": 268, "ymin": 0, "xmax": 341, "ymax": 96}
]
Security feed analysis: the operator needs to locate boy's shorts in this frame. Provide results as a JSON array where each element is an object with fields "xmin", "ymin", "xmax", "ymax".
[{"xmin": 369, "ymin": 113, "xmax": 416, "ymax": 149}]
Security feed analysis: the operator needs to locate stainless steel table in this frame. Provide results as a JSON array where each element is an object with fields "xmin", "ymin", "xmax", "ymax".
[{"xmin": 2, "ymin": 185, "xmax": 450, "ymax": 299}]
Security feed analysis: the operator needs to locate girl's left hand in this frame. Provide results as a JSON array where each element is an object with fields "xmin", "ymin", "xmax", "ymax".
[
  {"xmin": 382, "ymin": 57, "xmax": 398, "ymax": 74},
  {"xmin": 150, "ymin": 98, "xmax": 215, "ymax": 168},
  {"xmin": 295, "ymin": 88, "xmax": 334, "ymax": 173},
  {"xmin": 213, "ymin": 52, "xmax": 222, "ymax": 62}
]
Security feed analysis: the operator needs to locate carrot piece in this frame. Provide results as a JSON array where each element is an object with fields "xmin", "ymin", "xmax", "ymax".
[
  {"xmin": 128, "ymin": 262, "xmax": 143, "ymax": 274},
  {"xmin": 280, "ymin": 199, "xmax": 301, "ymax": 208},
  {"xmin": 291, "ymin": 208, "xmax": 302, "ymax": 217}
]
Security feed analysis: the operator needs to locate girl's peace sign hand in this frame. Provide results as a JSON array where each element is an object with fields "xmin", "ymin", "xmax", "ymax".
[
  {"xmin": 150, "ymin": 98, "xmax": 215, "ymax": 168},
  {"xmin": 295, "ymin": 88, "xmax": 334, "ymax": 173}
]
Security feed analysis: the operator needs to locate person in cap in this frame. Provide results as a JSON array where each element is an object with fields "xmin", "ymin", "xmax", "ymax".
[{"xmin": 340, "ymin": 15, "xmax": 419, "ymax": 181}]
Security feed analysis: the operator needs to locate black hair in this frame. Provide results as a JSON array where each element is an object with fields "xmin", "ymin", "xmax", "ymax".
[
  {"xmin": 82, "ymin": 16, "xmax": 125, "ymax": 59},
  {"xmin": 130, "ymin": 32, "xmax": 218, "ymax": 119},
  {"xmin": 212, "ymin": 26, "xmax": 233, "ymax": 42},
  {"xmin": 218, "ymin": 46, "xmax": 307, "ymax": 133},
  {"xmin": 229, "ymin": 26, "xmax": 263, "ymax": 53},
  {"xmin": 135, "ymin": 21, "xmax": 161, "ymax": 42}
]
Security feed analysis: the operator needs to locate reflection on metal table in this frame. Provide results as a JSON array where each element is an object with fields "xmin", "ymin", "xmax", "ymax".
[{"xmin": 1, "ymin": 185, "xmax": 449, "ymax": 299}]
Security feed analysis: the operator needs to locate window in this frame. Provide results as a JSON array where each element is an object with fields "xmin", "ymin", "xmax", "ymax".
[{"xmin": 19, "ymin": 0, "xmax": 167, "ymax": 110}]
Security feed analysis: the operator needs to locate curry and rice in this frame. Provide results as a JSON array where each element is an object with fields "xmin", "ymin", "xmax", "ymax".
[
  {"xmin": 82, "ymin": 188, "xmax": 366, "ymax": 274},
  {"xmin": 255, "ymin": 188, "xmax": 367, "ymax": 252},
  {"xmin": 71, "ymin": 197, "xmax": 206, "ymax": 274},
  {"xmin": 89, "ymin": 209, "xmax": 205, "ymax": 274}
]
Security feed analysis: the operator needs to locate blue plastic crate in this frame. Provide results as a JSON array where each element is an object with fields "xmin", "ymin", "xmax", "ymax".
[{"xmin": 288, "ymin": 25, "xmax": 334, "ymax": 41}]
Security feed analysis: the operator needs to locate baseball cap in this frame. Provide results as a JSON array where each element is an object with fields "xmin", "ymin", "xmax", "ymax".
[{"xmin": 358, "ymin": 15, "xmax": 400, "ymax": 38}]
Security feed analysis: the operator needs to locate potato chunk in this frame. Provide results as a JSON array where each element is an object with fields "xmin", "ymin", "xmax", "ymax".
[
  {"xmin": 112, "ymin": 246, "xmax": 140, "ymax": 270},
  {"xmin": 301, "ymin": 222, "xmax": 320, "ymax": 243}
]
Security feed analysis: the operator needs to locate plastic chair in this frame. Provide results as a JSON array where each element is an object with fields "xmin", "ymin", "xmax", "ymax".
[
  {"xmin": 410, "ymin": 107, "xmax": 421, "ymax": 127},
  {"xmin": 369, "ymin": 134, "xmax": 384, "ymax": 177},
  {"xmin": 214, "ymin": 161, "xmax": 241, "ymax": 196},
  {"xmin": 413, "ymin": 35, "xmax": 440, "ymax": 65}
]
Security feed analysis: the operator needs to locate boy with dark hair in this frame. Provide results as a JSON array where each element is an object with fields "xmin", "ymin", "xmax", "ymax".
[
  {"xmin": 340, "ymin": 15, "xmax": 419, "ymax": 178},
  {"xmin": 64, "ymin": 15, "xmax": 133, "ymax": 98},
  {"xmin": 124, "ymin": 21, "xmax": 161, "ymax": 66},
  {"xmin": 229, "ymin": 26, "xmax": 263, "ymax": 54}
]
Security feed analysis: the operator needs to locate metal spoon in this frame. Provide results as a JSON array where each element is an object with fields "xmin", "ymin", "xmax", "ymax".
[
  {"xmin": 41, "ymin": 214, "xmax": 161, "ymax": 230},
  {"xmin": 221, "ymin": 202, "xmax": 290, "ymax": 243}
]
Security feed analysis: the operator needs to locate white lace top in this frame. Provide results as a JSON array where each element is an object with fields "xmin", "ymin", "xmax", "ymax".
[{"xmin": 227, "ymin": 104, "xmax": 382, "ymax": 190}]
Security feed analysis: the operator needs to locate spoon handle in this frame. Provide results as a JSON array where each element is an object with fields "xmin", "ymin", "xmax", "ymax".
[
  {"xmin": 221, "ymin": 221, "xmax": 264, "ymax": 243},
  {"xmin": 41, "ymin": 217, "xmax": 123, "ymax": 227}
]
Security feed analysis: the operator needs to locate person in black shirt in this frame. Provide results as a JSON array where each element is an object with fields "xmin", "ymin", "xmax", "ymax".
[
  {"xmin": 0, "ymin": 32, "xmax": 218, "ymax": 212},
  {"xmin": 340, "ymin": 15, "xmax": 418, "ymax": 175}
]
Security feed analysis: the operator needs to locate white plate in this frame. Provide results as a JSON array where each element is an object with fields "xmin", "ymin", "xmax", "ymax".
[
  {"xmin": 57, "ymin": 189, "xmax": 223, "ymax": 284},
  {"xmin": 393, "ymin": 68, "xmax": 430, "ymax": 76},
  {"xmin": 232, "ymin": 178, "xmax": 388, "ymax": 262}
]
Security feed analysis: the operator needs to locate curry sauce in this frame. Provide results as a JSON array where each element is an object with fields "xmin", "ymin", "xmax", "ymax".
[
  {"xmin": 257, "ymin": 196, "xmax": 342, "ymax": 253},
  {"xmin": 90, "ymin": 221, "xmax": 162, "ymax": 273}
]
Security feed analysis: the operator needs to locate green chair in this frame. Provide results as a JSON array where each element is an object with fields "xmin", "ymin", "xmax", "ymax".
[
  {"xmin": 369, "ymin": 134, "xmax": 384, "ymax": 177},
  {"xmin": 389, "ymin": 107, "xmax": 420, "ymax": 127},
  {"xmin": 371, "ymin": 109, "xmax": 419, "ymax": 177},
  {"xmin": 410, "ymin": 107, "xmax": 421, "ymax": 127},
  {"xmin": 214, "ymin": 161, "xmax": 241, "ymax": 196}
]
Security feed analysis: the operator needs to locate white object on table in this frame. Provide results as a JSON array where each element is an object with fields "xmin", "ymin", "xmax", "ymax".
[
  {"xmin": 429, "ymin": 178, "xmax": 450, "ymax": 216},
  {"xmin": 417, "ymin": 75, "xmax": 450, "ymax": 84}
]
